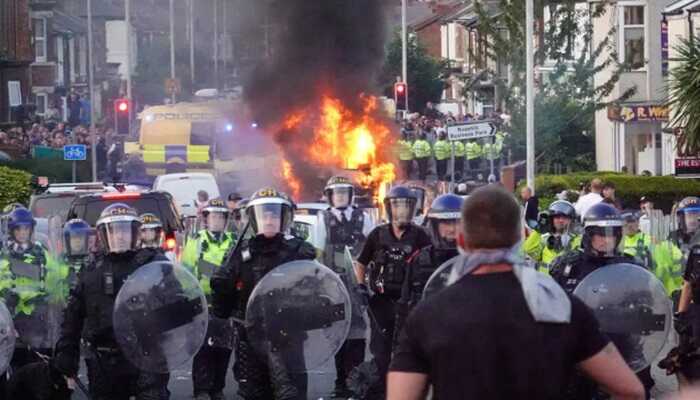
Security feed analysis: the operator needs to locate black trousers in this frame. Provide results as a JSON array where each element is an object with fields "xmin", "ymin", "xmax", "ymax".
[
  {"xmin": 85, "ymin": 356, "xmax": 170, "ymax": 400},
  {"xmin": 416, "ymin": 158, "xmax": 429, "ymax": 181},
  {"xmin": 233, "ymin": 328, "xmax": 307, "ymax": 400},
  {"xmin": 435, "ymin": 159, "xmax": 448, "ymax": 181},
  {"xmin": 0, "ymin": 348, "xmax": 69, "ymax": 400},
  {"xmin": 453, "ymin": 158, "xmax": 465, "ymax": 180},
  {"xmin": 192, "ymin": 345, "xmax": 233, "ymax": 395},
  {"xmin": 367, "ymin": 295, "xmax": 396, "ymax": 400},
  {"xmin": 334, "ymin": 339, "xmax": 366, "ymax": 391}
]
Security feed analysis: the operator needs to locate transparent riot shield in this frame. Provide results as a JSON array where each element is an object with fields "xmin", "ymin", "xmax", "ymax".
[
  {"xmin": 47, "ymin": 215, "xmax": 65, "ymax": 256},
  {"xmin": 342, "ymin": 247, "xmax": 367, "ymax": 340},
  {"xmin": 573, "ymin": 263, "xmax": 672, "ymax": 372},
  {"xmin": 245, "ymin": 260, "xmax": 351, "ymax": 373},
  {"xmin": 5, "ymin": 258, "xmax": 60, "ymax": 350},
  {"xmin": 113, "ymin": 260, "xmax": 208, "ymax": 373},
  {"xmin": 183, "ymin": 216, "xmax": 199, "ymax": 242},
  {"xmin": 0, "ymin": 301, "xmax": 14, "ymax": 374},
  {"xmin": 423, "ymin": 255, "xmax": 461, "ymax": 300}
]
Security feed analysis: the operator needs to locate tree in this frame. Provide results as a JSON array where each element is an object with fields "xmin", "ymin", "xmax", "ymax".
[
  {"xmin": 668, "ymin": 37, "xmax": 700, "ymax": 156},
  {"xmin": 381, "ymin": 32, "xmax": 448, "ymax": 113},
  {"xmin": 466, "ymin": 0, "xmax": 634, "ymax": 171}
]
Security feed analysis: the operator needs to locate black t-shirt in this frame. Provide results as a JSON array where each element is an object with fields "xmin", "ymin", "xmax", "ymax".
[
  {"xmin": 390, "ymin": 272, "xmax": 609, "ymax": 400},
  {"xmin": 356, "ymin": 224, "xmax": 432, "ymax": 266}
]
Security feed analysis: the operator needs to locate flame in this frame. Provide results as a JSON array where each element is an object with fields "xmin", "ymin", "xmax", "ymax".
[
  {"xmin": 279, "ymin": 93, "xmax": 396, "ymax": 205},
  {"xmin": 281, "ymin": 159, "xmax": 302, "ymax": 200}
]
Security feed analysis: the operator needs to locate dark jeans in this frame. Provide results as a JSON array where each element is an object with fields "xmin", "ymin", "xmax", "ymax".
[{"xmin": 416, "ymin": 157, "xmax": 429, "ymax": 181}]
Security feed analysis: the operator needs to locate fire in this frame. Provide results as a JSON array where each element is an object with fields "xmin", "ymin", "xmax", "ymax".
[
  {"xmin": 281, "ymin": 159, "xmax": 302, "ymax": 200},
  {"xmin": 280, "ymin": 93, "xmax": 396, "ymax": 205}
]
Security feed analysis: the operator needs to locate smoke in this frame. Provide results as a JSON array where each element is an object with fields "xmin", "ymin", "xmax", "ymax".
[{"xmin": 243, "ymin": 0, "xmax": 389, "ymax": 200}]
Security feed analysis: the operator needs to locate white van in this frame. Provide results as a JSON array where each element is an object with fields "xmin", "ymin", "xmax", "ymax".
[{"xmin": 153, "ymin": 173, "xmax": 221, "ymax": 217}]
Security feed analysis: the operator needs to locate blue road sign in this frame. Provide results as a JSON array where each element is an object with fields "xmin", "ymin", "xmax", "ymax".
[{"xmin": 63, "ymin": 145, "xmax": 87, "ymax": 161}]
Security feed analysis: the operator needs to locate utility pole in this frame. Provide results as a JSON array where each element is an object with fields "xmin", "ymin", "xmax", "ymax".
[
  {"xmin": 223, "ymin": 0, "xmax": 227, "ymax": 89},
  {"xmin": 401, "ymin": 0, "xmax": 408, "ymax": 115},
  {"xmin": 214, "ymin": 0, "xmax": 219, "ymax": 90},
  {"xmin": 526, "ymin": 0, "xmax": 535, "ymax": 193},
  {"xmin": 169, "ymin": 0, "xmax": 176, "ymax": 103},
  {"xmin": 87, "ymin": 0, "xmax": 97, "ymax": 181},
  {"xmin": 190, "ymin": 0, "xmax": 195, "ymax": 87},
  {"xmin": 125, "ymin": 0, "xmax": 132, "ymax": 136}
]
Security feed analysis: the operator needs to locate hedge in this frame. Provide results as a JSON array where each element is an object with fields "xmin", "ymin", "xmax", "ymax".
[
  {"xmin": 0, "ymin": 158, "xmax": 92, "ymax": 184},
  {"xmin": 0, "ymin": 166, "xmax": 32, "ymax": 210},
  {"xmin": 522, "ymin": 173, "xmax": 700, "ymax": 213}
]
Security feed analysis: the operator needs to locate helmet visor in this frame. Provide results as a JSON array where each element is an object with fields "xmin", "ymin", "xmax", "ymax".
[
  {"xmin": 586, "ymin": 225, "xmax": 622, "ymax": 257},
  {"xmin": 66, "ymin": 230, "xmax": 90, "ymax": 257},
  {"xmin": 389, "ymin": 198, "xmax": 416, "ymax": 226},
  {"xmin": 12, "ymin": 225, "xmax": 33, "ymax": 244},
  {"xmin": 249, "ymin": 203, "xmax": 293, "ymax": 238},
  {"xmin": 206, "ymin": 211, "xmax": 228, "ymax": 233},
  {"xmin": 140, "ymin": 227, "xmax": 163, "ymax": 248},
  {"xmin": 683, "ymin": 210, "xmax": 700, "ymax": 234},
  {"xmin": 104, "ymin": 221, "xmax": 136, "ymax": 253},
  {"xmin": 330, "ymin": 187, "xmax": 352, "ymax": 209}
]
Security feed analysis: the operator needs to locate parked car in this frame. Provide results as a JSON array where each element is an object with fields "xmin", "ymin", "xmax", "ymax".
[{"xmin": 29, "ymin": 182, "xmax": 114, "ymax": 220}]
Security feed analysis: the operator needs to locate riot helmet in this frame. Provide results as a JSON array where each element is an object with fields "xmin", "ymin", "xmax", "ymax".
[
  {"xmin": 7, "ymin": 208, "xmax": 35, "ymax": 245},
  {"xmin": 548, "ymin": 200, "xmax": 576, "ymax": 234},
  {"xmin": 202, "ymin": 199, "xmax": 229, "ymax": 234},
  {"xmin": 246, "ymin": 188, "xmax": 295, "ymax": 238},
  {"xmin": 139, "ymin": 213, "xmax": 164, "ymax": 249},
  {"xmin": 383, "ymin": 186, "xmax": 417, "ymax": 229},
  {"xmin": 324, "ymin": 176, "xmax": 354, "ymax": 210},
  {"xmin": 231, "ymin": 197, "xmax": 249, "ymax": 232},
  {"xmin": 426, "ymin": 194, "xmax": 464, "ymax": 249},
  {"xmin": 582, "ymin": 203, "xmax": 623, "ymax": 258},
  {"xmin": 96, "ymin": 203, "xmax": 140, "ymax": 254},
  {"xmin": 62, "ymin": 219, "xmax": 93, "ymax": 259},
  {"xmin": 676, "ymin": 196, "xmax": 700, "ymax": 237}
]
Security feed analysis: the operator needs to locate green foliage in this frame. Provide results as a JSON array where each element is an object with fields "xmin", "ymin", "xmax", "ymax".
[
  {"xmin": 0, "ymin": 166, "xmax": 32, "ymax": 209},
  {"xmin": 469, "ymin": 0, "xmax": 634, "ymax": 170},
  {"xmin": 668, "ymin": 37, "xmax": 700, "ymax": 156},
  {"xmin": 381, "ymin": 32, "xmax": 449, "ymax": 112},
  {"xmin": 522, "ymin": 173, "xmax": 700, "ymax": 213},
  {"xmin": 0, "ymin": 158, "xmax": 92, "ymax": 184}
]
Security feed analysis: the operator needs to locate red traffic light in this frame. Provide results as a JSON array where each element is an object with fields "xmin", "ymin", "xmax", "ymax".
[
  {"xmin": 115, "ymin": 99, "xmax": 129, "ymax": 113},
  {"xmin": 396, "ymin": 84, "xmax": 405, "ymax": 94}
]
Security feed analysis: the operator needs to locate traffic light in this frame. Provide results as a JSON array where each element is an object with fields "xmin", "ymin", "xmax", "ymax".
[
  {"xmin": 114, "ymin": 98, "xmax": 130, "ymax": 135},
  {"xmin": 394, "ymin": 82, "xmax": 408, "ymax": 111}
]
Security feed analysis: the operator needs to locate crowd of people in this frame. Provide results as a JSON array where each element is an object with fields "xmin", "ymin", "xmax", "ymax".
[{"xmin": 396, "ymin": 103, "xmax": 509, "ymax": 183}]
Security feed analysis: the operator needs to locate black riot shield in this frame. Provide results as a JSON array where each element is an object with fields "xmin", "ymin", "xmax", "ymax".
[
  {"xmin": 245, "ymin": 260, "xmax": 351, "ymax": 373},
  {"xmin": 113, "ymin": 260, "xmax": 208, "ymax": 373},
  {"xmin": 573, "ymin": 263, "xmax": 672, "ymax": 372}
]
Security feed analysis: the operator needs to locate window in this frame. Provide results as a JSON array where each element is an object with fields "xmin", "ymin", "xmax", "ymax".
[
  {"xmin": 33, "ymin": 18, "xmax": 47, "ymax": 62},
  {"xmin": 620, "ymin": 5, "xmax": 645, "ymax": 70},
  {"xmin": 35, "ymin": 93, "xmax": 48, "ymax": 115}
]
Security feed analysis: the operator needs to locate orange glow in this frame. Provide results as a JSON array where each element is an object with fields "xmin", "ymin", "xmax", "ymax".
[
  {"xmin": 279, "ymin": 93, "xmax": 396, "ymax": 205},
  {"xmin": 281, "ymin": 159, "xmax": 302, "ymax": 200}
]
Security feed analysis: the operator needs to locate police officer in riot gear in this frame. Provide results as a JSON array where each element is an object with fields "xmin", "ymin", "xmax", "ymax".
[
  {"xmin": 394, "ymin": 194, "xmax": 463, "ymax": 341},
  {"xmin": 182, "ymin": 199, "xmax": 237, "ymax": 400},
  {"xmin": 138, "ymin": 213, "xmax": 164, "ymax": 249},
  {"xmin": 669, "ymin": 196, "xmax": 700, "ymax": 385},
  {"xmin": 354, "ymin": 186, "xmax": 432, "ymax": 399},
  {"xmin": 318, "ymin": 176, "xmax": 372, "ymax": 398},
  {"xmin": 523, "ymin": 200, "xmax": 581, "ymax": 273},
  {"xmin": 0, "ymin": 207, "xmax": 57, "ymax": 399},
  {"xmin": 550, "ymin": 202, "xmax": 651, "ymax": 398},
  {"xmin": 210, "ymin": 188, "xmax": 316, "ymax": 400},
  {"xmin": 52, "ymin": 203, "xmax": 171, "ymax": 400},
  {"xmin": 230, "ymin": 198, "xmax": 249, "ymax": 235}
]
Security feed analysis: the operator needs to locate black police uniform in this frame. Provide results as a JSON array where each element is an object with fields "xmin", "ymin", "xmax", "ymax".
[
  {"xmin": 550, "ymin": 250, "xmax": 652, "ymax": 399},
  {"xmin": 53, "ymin": 248, "xmax": 171, "ymax": 400},
  {"xmin": 394, "ymin": 245, "xmax": 458, "ymax": 345},
  {"xmin": 356, "ymin": 223, "xmax": 431, "ymax": 400},
  {"xmin": 210, "ymin": 234, "xmax": 316, "ymax": 400},
  {"xmin": 678, "ymin": 243, "xmax": 700, "ymax": 380},
  {"xmin": 321, "ymin": 207, "xmax": 367, "ymax": 397}
]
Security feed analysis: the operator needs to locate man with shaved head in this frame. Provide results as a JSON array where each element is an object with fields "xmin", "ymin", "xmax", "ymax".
[{"xmin": 387, "ymin": 185, "xmax": 643, "ymax": 400}]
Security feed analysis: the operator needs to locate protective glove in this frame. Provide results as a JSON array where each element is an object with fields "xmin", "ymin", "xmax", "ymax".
[{"xmin": 674, "ymin": 311, "xmax": 692, "ymax": 336}]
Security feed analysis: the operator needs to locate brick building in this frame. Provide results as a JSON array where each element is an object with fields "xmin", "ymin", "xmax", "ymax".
[{"xmin": 0, "ymin": 0, "xmax": 33, "ymax": 123}]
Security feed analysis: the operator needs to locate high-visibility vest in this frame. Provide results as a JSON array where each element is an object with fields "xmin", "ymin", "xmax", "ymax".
[
  {"xmin": 433, "ymin": 140, "xmax": 451, "ymax": 160},
  {"xmin": 412, "ymin": 140, "xmax": 432, "ymax": 159},
  {"xmin": 466, "ymin": 141, "xmax": 482, "ymax": 160},
  {"xmin": 453, "ymin": 141, "xmax": 466, "ymax": 157},
  {"xmin": 397, "ymin": 140, "xmax": 415, "ymax": 161}
]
